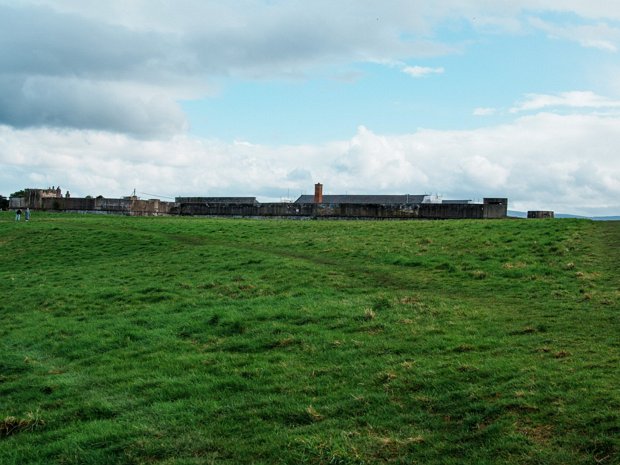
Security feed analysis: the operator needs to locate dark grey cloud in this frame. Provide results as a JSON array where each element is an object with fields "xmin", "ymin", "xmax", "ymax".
[
  {"xmin": 0, "ymin": 4, "xmax": 191, "ymax": 135},
  {"xmin": 0, "ymin": 76, "xmax": 187, "ymax": 137},
  {"xmin": 0, "ymin": 6, "xmax": 164, "ymax": 78}
]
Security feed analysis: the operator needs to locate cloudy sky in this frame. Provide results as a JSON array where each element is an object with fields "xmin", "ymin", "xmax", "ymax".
[{"xmin": 1, "ymin": 0, "xmax": 620, "ymax": 215}]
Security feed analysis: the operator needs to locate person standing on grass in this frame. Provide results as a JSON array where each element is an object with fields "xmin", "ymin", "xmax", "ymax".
[
  {"xmin": 25, "ymin": 208, "xmax": 30, "ymax": 221},
  {"xmin": 15, "ymin": 208, "xmax": 22, "ymax": 221}
]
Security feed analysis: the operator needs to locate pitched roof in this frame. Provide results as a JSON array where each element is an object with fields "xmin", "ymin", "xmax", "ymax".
[{"xmin": 294, "ymin": 194, "xmax": 427, "ymax": 205}]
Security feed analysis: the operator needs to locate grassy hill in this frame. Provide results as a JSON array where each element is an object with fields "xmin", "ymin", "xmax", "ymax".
[{"xmin": 0, "ymin": 213, "xmax": 618, "ymax": 465}]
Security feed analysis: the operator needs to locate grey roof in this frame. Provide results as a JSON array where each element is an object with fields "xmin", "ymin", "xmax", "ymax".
[
  {"xmin": 295, "ymin": 194, "xmax": 427, "ymax": 205},
  {"xmin": 442, "ymin": 199, "xmax": 472, "ymax": 204},
  {"xmin": 176, "ymin": 197, "xmax": 259, "ymax": 205}
]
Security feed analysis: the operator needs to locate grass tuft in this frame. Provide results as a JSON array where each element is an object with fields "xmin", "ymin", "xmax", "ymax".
[{"xmin": 0, "ymin": 412, "xmax": 45, "ymax": 437}]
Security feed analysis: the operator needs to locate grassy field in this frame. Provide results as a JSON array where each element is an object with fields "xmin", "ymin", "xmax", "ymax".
[{"xmin": 0, "ymin": 212, "xmax": 618, "ymax": 465}]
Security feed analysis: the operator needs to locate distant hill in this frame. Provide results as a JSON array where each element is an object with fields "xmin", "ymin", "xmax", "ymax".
[
  {"xmin": 508, "ymin": 210, "xmax": 619, "ymax": 221},
  {"xmin": 555, "ymin": 213, "xmax": 589, "ymax": 219}
]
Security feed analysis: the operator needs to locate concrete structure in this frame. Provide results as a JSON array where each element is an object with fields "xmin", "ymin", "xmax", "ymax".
[
  {"xmin": 178, "ymin": 197, "xmax": 507, "ymax": 219},
  {"xmin": 527, "ymin": 211, "xmax": 554, "ymax": 219}
]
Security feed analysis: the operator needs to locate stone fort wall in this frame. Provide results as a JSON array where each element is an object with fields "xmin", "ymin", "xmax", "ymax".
[{"xmin": 12, "ymin": 190, "xmax": 507, "ymax": 219}]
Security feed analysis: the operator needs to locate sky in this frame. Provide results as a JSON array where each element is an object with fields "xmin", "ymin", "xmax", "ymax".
[{"xmin": 1, "ymin": 1, "xmax": 620, "ymax": 216}]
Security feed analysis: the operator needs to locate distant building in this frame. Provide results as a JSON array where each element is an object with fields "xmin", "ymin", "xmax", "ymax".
[
  {"xmin": 14, "ymin": 187, "xmax": 64, "ymax": 209},
  {"xmin": 527, "ymin": 211, "xmax": 554, "ymax": 219},
  {"xmin": 295, "ymin": 183, "xmax": 445, "ymax": 205}
]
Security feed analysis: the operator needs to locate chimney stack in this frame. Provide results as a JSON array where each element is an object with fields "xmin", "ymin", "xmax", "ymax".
[{"xmin": 314, "ymin": 183, "xmax": 323, "ymax": 204}]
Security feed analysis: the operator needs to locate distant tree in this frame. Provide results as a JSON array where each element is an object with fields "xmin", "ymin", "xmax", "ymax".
[
  {"xmin": 85, "ymin": 195, "xmax": 93, "ymax": 199},
  {"xmin": 10, "ymin": 190, "xmax": 25, "ymax": 198},
  {"xmin": 96, "ymin": 195, "xmax": 104, "ymax": 199},
  {"xmin": 0, "ymin": 195, "xmax": 8, "ymax": 210}
]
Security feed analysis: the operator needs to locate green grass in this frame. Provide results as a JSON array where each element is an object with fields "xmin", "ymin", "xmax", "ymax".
[{"xmin": 0, "ymin": 213, "xmax": 618, "ymax": 464}]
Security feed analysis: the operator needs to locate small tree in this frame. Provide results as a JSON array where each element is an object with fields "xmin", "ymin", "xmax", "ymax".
[
  {"xmin": 9, "ymin": 190, "xmax": 25, "ymax": 198},
  {"xmin": 0, "ymin": 195, "xmax": 8, "ymax": 210}
]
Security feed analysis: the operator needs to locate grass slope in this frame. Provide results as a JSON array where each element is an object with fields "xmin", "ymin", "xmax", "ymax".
[{"xmin": 0, "ymin": 213, "xmax": 618, "ymax": 465}]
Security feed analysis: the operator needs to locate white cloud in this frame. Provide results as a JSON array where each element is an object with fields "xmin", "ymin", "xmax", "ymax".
[
  {"xmin": 529, "ymin": 17, "xmax": 620, "ymax": 52},
  {"xmin": 402, "ymin": 65, "xmax": 445, "ymax": 78},
  {"xmin": 13, "ymin": 0, "xmax": 620, "ymax": 27},
  {"xmin": 2, "ymin": 110, "xmax": 619, "ymax": 215},
  {"xmin": 473, "ymin": 107, "xmax": 497, "ymax": 116},
  {"xmin": 459, "ymin": 155, "xmax": 509, "ymax": 189},
  {"xmin": 510, "ymin": 91, "xmax": 620, "ymax": 113},
  {"xmin": 580, "ymin": 39, "xmax": 618, "ymax": 52}
]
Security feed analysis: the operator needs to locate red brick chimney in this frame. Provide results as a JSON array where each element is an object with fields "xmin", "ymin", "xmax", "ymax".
[{"xmin": 314, "ymin": 183, "xmax": 323, "ymax": 204}]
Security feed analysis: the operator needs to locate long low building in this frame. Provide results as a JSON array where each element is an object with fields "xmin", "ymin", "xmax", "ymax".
[{"xmin": 10, "ymin": 184, "xmax": 508, "ymax": 219}]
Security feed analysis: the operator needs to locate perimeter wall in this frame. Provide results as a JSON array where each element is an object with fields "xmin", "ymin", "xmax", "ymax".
[{"xmin": 178, "ymin": 200, "xmax": 507, "ymax": 219}]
